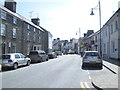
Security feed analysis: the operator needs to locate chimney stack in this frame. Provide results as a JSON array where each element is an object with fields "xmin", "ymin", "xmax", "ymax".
[
  {"xmin": 4, "ymin": 0, "xmax": 17, "ymax": 13},
  {"xmin": 31, "ymin": 18, "xmax": 40, "ymax": 26}
]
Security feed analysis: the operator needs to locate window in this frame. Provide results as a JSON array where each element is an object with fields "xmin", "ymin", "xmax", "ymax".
[
  {"xmin": 39, "ymin": 36, "xmax": 41, "ymax": 43},
  {"xmin": 112, "ymin": 41, "xmax": 115, "ymax": 53},
  {"xmin": 13, "ymin": 17, "xmax": 17, "ymax": 24},
  {"xmin": 106, "ymin": 28, "xmax": 107, "ymax": 36},
  {"xmin": 12, "ymin": 44, "xmax": 16, "ymax": 53},
  {"xmin": 33, "ymin": 34, "xmax": 36, "ymax": 42},
  {"xmin": 1, "ymin": 11, "xmax": 6, "ymax": 20},
  {"xmin": 20, "ymin": 54, "xmax": 25, "ymax": 58},
  {"xmin": 13, "ymin": 28, "xmax": 16, "ymax": 38},
  {"xmin": 103, "ymin": 44, "xmax": 106, "ymax": 53},
  {"xmin": 95, "ymin": 36, "xmax": 97, "ymax": 42},
  {"xmin": 39, "ymin": 30, "xmax": 41, "ymax": 34},
  {"xmin": 111, "ymin": 24, "xmax": 113, "ymax": 34},
  {"xmin": 115, "ymin": 20, "xmax": 118, "ymax": 31},
  {"xmin": 15, "ymin": 54, "xmax": 20, "ymax": 58},
  {"xmin": 1, "ymin": 24, "xmax": 6, "ymax": 36},
  {"xmin": 2, "ymin": 55, "xmax": 10, "ymax": 59},
  {"xmin": 27, "ymin": 32, "xmax": 30, "ymax": 41},
  {"xmin": 27, "ymin": 24, "xmax": 30, "ymax": 30},
  {"xmin": 85, "ymin": 52, "xmax": 99, "ymax": 56},
  {"xmin": 34, "ymin": 28, "xmax": 36, "ymax": 32}
]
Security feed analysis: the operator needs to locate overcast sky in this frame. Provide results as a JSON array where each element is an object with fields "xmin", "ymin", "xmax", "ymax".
[{"xmin": 0, "ymin": 0, "xmax": 120, "ymax": 40}]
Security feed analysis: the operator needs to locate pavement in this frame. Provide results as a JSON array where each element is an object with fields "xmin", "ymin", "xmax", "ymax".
[{"xmin": 91, "ymin": 58, "xmax": 119, "ymax": 89}]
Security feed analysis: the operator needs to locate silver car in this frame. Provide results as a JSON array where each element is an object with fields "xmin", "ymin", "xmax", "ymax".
[
  {"xmin": 1, "ymin": 53, "xmax": 31, "ymax": 69},
  {"xmin": 82, "ymin": 51, "xmax": 102, "ymax": 69}
]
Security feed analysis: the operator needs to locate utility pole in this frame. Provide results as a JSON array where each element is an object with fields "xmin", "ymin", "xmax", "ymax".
[{"xmin": 78, "ymin": 28, "xmax": 80, "ymax": 54}]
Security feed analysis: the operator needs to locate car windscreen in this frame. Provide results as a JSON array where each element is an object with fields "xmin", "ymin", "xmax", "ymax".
[
  {"xmin": 2, "ymin": 55, "xmax": 11, "ymax": 59},
  {"xmin": 29, "ymin": 52, "xmax": 38, "ymax": 55},
  {"xmin": 86, "ymin": 52, "xmax": 99, "ymax": 56}
]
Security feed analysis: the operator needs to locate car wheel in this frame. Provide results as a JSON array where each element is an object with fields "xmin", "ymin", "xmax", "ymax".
[
  {"xmin": 99, "ymin": 64, "xmax": 103, "ymax": 69},
  {"xmin": 46, "ymin": 58, "xmax": 48, "ymax": 61},
  {"xmin": 13, "ymin": 63, "xmax": 18, "ymax": 69},
  {"xmin": 82, "ymin": 63, "xmax": 85, "ymax": 69},
  {"xmin": 26, "ymin": 61, "xmax": 31, "ymax": 66},
  {"xmin": 41, "ymin": 58, "xmax": 43, "ymax": 62}
]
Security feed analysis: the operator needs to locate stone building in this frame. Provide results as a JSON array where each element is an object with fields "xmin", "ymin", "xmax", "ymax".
[{"xmin": 0, "ymin": 0, "xmax": 52, "ymax": 55}]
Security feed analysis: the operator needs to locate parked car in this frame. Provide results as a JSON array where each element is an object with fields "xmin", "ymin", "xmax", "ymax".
[
  {"xmin": 55, "ymin": 51, "xmax": 62, "ymax": 56},
  {"xmin": 48, "ymin": 52, "xmax": 57, "ymax": 59},
  {"xmin": 1, "ymin": 53, "xmax": 31, "ymax": 69},
  {"xmin": 82, "ymin": 51, "xmax": 102, "ymax": 69},
  {"xmin": 28, "ymin": 50, "xmax": 49, "ymax": 63},
  {"xmin": 68, "ymin": 50, "xmax": 75, "ymax": 54}
]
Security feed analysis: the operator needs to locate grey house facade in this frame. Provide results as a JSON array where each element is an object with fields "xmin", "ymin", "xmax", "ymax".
[
  {"xmin": 0, "ymin": 0, "xmax": 52, "ymax": 55},
  {"xmin": 101, "ymin": 8, "xmax": 120, "ymax": 59},
  {"xmin": 40, "ymin": 26, "xmax": 53, "ymax": 53},
  {"xmin": 0, "ymin": 2, "xmax": 23, "ymax": 54}
]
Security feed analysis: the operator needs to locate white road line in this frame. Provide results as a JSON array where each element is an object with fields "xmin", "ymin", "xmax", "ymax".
[
  {"xmin": 89, "ymin": 76, "xmax": 91, "ymax": 80},
  {"xmin": 80, "ymin": 82, "xmax": 86, "ymax": 88},
  {"xmin": 88, "ymin": 71, "xmax": 90, "ymax": 75},
  {"xmin": 80, "ymin": 82, "xmax": 91, "ymax": 89},
  {"xmin": 84, "ymin": 82, "xmax": 90, "ymax": 88}
]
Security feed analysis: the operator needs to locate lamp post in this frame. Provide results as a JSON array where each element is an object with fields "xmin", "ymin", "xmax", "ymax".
[
  {"xmin": 76, "ymin": 28, "xmax": 80, "ymax": 54},
  {"xmin": 90, "ymin": 0, "xmax": 102, "ymax": 57}
]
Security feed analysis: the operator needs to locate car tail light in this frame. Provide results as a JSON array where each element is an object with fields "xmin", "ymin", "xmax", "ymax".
[{"xmin": 8, "ymin": 59, "xmax": 13, "ymax": 63}]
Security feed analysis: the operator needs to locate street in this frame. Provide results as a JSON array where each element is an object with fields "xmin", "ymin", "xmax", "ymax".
[{"xmin": 1, "ymin": 55, "xmax": 119, "ymax": 89}]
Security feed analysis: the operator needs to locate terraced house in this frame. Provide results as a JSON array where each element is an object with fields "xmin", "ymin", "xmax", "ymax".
[
  {"xmin": 0, "ymin": 0, "xmax": 52, "ymax": 55},
  {"xmin": 101, "ymin": 8, "xmax": 120, "ymax": 60},
  {"xmin": 81, "ymin": 8, "xmax": 120, "ymax": 60}
]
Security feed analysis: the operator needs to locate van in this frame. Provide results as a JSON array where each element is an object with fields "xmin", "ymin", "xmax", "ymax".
[{"xmin": 28, "ymin": 50, "xmax": 48, "ymax": 63}]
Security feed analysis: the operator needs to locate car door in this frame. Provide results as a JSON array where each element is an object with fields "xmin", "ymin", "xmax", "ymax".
[
  {"xmin": 20, "ymin": 54, "xmax": 27, "ymax": 65},
  {"xmin": 15, "ymin": 54, "xmax": 23, "ymax": 66}
]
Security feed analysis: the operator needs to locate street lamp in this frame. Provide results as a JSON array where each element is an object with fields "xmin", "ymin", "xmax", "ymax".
[{"xmin": 90, "ymin": 0, "xmax": 102, "ymax": 57}]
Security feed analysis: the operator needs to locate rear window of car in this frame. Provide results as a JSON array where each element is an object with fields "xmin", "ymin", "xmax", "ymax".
[
  {"xmin": 85, "ymin": 52, "xmax": 99, "ymax": 56},
  {"xmin": 29, "ymin": 51, "xmax": 38, "ymax": 55},
  {"xmin": 2, "ymin": 55, "xmax": 11, "ymax": 59}
]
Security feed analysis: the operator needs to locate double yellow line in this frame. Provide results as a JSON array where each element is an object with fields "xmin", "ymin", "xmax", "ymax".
[{"xmin": 80, "ymin": 82, "xmax": 92, "ymax": 90}]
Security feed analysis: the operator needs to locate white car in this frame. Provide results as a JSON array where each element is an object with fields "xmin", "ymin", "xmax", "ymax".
[
  {"xmin": 82, "ymin": 51, "xmax": 103, "ymax": 69},
  {"xmin": 1, "ymin": 53, "xmax": 31, "ymax": 69}
]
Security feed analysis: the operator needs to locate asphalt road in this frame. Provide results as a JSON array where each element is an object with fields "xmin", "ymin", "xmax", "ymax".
[{"xmin": 1, "ymin": 55, "xmax": 118, "ymax": 89}]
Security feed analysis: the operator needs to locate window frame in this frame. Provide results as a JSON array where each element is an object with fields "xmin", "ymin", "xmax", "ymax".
[
  {"xmin": 13, "ymin": 17, "xmax": 17, "ymax": 24},
  {"xmin": 1, "ymin": 10, "xmax": 6, "ymax": 20},
  {"xmin": 0, "ymin": 23, "xmax": 6, "ymax": 36},
  {"xmin": 13, "ymin": 28, "xmax": 17, "ymax": 38}
]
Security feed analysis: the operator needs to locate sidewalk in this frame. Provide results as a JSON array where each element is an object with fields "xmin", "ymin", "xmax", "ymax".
[
  {"xmin": 103, "ymin": 58, "xmax": 119, "ymax": 73},
  {"xmin": 103, "ymin": 57, "xmax": 120, "ymax": 67},
  {"xmin": 91, "ymin": 58, "xmax": 119, "ymax": 89}
]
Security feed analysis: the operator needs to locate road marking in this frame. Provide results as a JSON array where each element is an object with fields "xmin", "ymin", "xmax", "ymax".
[
  {"xmin": 84, "ymin": 82, "xmax": 90, "ymax": 88},
  {"xmin": 80, "ymin": 82, "xmax": 91, "ymax": 89},
  {"xmin": 87, "ymin": 70, "xmax": 90, "ymax": 75},
  {"xmin": 89, "ymin": 76, "xmax": 91, "ymax": 80},
  {"xmin": 80, "ymin": 82, "xmax": 86, "ymax": 88}
]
